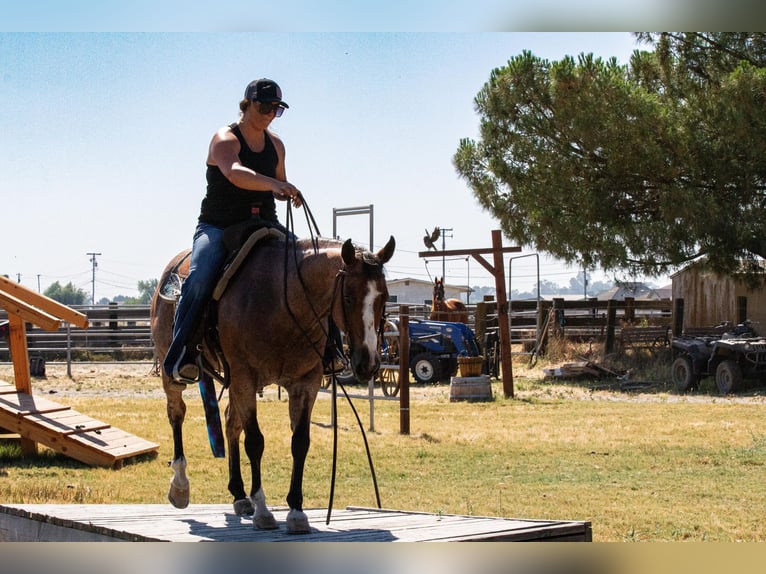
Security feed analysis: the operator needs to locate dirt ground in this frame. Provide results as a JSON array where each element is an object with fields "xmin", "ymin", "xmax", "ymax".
[{"xmin": 2, "ymin": 361, "xmax": 766, "ymax": 405}]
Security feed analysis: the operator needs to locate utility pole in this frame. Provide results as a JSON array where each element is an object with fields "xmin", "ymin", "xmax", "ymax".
[{"xmin": 87, "ymin": 252, "xmax": 101, "ymax": 305}]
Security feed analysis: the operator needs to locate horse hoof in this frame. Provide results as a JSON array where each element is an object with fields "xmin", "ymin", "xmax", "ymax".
[
  {"xmin": 233, "ymin": 498, "xmax": 254, "ymax": 516},
  {"xmin": 286, "ymin": 509, "xmax": 310, "ymax": 534},
  {"xmin": 168, "ymin": 485, "xmax": 189, "ymax": 509},
  {"xmin": 253, "ymin": 513, "xmax": 279, "ymax": 530}
]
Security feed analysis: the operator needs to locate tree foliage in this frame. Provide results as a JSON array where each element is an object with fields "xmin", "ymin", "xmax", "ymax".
[
  {"xmin": 43, "ymin": 281, "xmax": 87, "ymax": 305},
  {"xmin": 454, "ymin": 33, "xmax": 766, "ymax": 280}
]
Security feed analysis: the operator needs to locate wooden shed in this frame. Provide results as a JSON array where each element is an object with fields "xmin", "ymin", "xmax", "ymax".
[{"xmin": 671, "ymin": 260, "xmax": 766, "ymax": 332}]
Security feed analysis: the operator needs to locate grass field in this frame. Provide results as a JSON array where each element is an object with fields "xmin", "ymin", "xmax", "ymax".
[{"xmin": 1, "ymin": 358, "xmax": 765, "ymax": 542}]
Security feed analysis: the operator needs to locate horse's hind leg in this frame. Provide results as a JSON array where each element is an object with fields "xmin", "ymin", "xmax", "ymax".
[{"xmin": 164, "ymin": 381, "xmax": 190, "ymax": 509}]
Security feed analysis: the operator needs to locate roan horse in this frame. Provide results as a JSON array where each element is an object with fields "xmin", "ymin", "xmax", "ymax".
[
  {"xmin": 150, "ymin": 235, "xmax": 395, "ymax": 534},
  {"xmin": 429, "ymin": 276, "xmax": 468, "ymax": 324}
]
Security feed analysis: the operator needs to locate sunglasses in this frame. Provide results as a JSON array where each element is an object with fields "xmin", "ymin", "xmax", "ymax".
[{"xmin": 255, "ymin": 101, "xmax": 285, "ymax": 117}]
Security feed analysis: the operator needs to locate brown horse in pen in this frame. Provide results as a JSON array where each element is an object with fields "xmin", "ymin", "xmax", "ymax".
[
  {"xmin": 429, "ymin": 276, "xmax": 468, "ymax": 324},
  {"xmin": 151, "ymin": 235, "xmax": 395, "ymax": 534}
]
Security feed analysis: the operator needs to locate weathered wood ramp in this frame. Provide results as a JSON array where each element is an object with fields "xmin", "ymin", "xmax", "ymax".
[
  {"xmin": 0, "ymin": 504, "xmax": 592, "ymax": 542},
  {"xmin": 0, "ymin": 380, "xmax": 158, "ymax": 468}
]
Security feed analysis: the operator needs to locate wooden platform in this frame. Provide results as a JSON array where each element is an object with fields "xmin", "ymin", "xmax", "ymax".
[
  {"xmin": 0, "ymin": 504, "xmax": 592, "ymax": 542},
  {"xmin": 0, "ymin": 380, "xmax": 158, "ymax": 467}
]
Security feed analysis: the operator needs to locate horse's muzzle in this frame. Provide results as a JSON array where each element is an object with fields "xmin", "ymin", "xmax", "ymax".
[{"xmin": 351, "ymin": 347, "xmax": 380, "ymax": 383}]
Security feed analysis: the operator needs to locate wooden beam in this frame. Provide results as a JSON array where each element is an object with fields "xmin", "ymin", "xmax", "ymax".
[
  {"xmin": 418, "ymin": 245, "xmax": 521, "ymax": 258},
  {"xmin": 0, "ymin": 289, "xmax": 61, "ymax": 332},
  {"xmin": 0, "ymin": 275, "xmax": 88, "ymax": 329}
]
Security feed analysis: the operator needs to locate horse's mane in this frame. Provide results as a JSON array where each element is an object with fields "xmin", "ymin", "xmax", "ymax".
[{"xmin": 294, "ymin": 237, "xmax": 387, "ymax": 278}]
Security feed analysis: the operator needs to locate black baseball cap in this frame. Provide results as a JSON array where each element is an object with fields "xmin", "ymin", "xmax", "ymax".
[{"xmin": 244, "ymin": 78, "xmax": 289, "ymax": 108}]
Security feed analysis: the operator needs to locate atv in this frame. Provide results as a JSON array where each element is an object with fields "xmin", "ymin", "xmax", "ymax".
[{"xmin": 671, "ymin": 321, "xmax": 766, "ymax": 395}]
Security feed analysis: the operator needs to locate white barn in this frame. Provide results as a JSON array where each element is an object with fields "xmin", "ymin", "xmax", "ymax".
[{"xmin": 386, "ymin": 278, "xmax": 469, "ymax": 305}]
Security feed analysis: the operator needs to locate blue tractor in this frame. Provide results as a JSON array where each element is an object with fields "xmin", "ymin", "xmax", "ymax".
[{"xmin": 386, "ymin": 318, "xmax": 482, "ymax": 384}]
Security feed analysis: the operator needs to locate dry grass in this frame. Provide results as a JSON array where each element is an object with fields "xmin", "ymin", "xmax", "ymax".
[{"xmin": 1, "ymin": 355, "xmax": 766, "ymax": 542}]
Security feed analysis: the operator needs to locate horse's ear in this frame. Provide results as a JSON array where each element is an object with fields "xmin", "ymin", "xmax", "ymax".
[
  {"xmin": 376, "ymin": 235, "xmax": 395, "ymax": 265},
  {"xmin": 342, "ymin": 238, "xmax": 356, "ymax": 266}
]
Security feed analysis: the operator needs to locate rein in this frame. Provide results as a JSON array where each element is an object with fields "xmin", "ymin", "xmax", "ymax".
[{"xmin": 281, "ymin": 198, "xmax": 382, "ymax": 523}]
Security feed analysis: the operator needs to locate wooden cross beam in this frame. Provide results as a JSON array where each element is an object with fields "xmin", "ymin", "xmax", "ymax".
[{"xmin": 419, "ymin": 230, "xmax": 519, "ymax": 398}]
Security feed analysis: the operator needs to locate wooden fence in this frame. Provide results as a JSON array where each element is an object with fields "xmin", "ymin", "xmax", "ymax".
[
  {"xmin": 0, "ymin": 297, "xmax": 674, "ymax": 369},
  {"xmin": 0, "ymin": 304, "xmax": 154, "ymax": 367}
]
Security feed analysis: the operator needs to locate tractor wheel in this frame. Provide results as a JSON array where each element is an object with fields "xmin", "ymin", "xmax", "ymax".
[
  {"xmin": 671, "ymin": 356, "xmax": 696, "ymax": 393},
  {"xmin": 410, "ymin": 353, "xmax": 441, "ymax": 384},
  {"xmin": 378, "ymin": 367, "xmax": 400, "ymax": 397},
  {"xmin": 715, "ymin": 360, "xmax": 742, "ymax": 395}
]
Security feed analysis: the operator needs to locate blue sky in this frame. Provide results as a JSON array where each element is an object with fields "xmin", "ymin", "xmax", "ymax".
[{"xmin": 0, "ymin": 32, "xmax": 661, "ymax": 301}]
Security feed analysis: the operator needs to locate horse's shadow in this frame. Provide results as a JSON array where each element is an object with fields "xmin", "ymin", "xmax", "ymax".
[{"xmin": 182, "ymin": 512, "xmax": 397, "ymax": 542}]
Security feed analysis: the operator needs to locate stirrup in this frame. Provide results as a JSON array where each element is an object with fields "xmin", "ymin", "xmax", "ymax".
[{"xmin": 171, "ymin": 347, "xmax": 200, "ymax": 384}]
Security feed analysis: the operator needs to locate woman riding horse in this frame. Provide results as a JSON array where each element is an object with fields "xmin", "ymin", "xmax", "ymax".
[{"xmin": 151, "ymin": 235, "xmax": 395, "ymax": 534}]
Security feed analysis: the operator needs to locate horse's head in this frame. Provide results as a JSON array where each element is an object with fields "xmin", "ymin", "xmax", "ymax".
[
  {"xmin": 433, "ymin": 277, "xmax": 445, "ymax": 302},
  {"xmin": 334, "ymin": 236, "xmax": 395, "ymax": 382}
]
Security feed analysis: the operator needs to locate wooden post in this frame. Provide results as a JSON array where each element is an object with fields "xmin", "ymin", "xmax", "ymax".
[
  {"xmin": 7, "ymin": 315, "xmax": 31, "ymax": 395},
  {"xmin": 399, "ymin": 306, "xmax": 410, "ymax": 435},
  {"xmin": 474, "ymin": 299, "xmax": 489, "ymax": 351},
  {"xmin": 604, "ymin": 300, "xmax": 617, "ymax": 354},
  {"xmin": 7, "ymin": 315, "xmax": 36, "ymax": 455},
  {"xmin": 552, "ymin": 298, "xmax": 565, "ymax": 337},
  {"xmin": 491, "ymin": 230, "xmax": 514, "ymax": 398},
  {"xmin": 624, "ymin": 297, "xmax": 635, "ymax": 323},
  {"xmin": 417, "ymin": 230, "xmax": 520, "ymax": 398},
  {"xmin": 537, "ymin": 301, "xmax": 549, "ymax": 355}
]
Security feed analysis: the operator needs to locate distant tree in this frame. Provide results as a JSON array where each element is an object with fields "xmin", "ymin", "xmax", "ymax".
[
  {"xmin": 94, "ymin": 279, "xmax": 159, "ymax": 305},
  {"xmin": 454, "ymin": 32, "xmax": 766, "ymax": 282},
  {"xmin": 44, "ymin": 281, "xmax": 87, "ymax": 305},
  {"xmin": 136, "ymin": 279, "xmax": 158, "ymax": 304}
]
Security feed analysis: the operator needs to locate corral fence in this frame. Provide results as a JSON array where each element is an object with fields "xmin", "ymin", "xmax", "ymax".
[
  {"xmin": 385, "ymin": 297, "xmax": 673, "ymax": 357},
  {"xmin": 0, "ymin": 297, "xmax": 674, "ymax": 373},
  {"xmin": 0, "ymin": 304, "xmax": 154, "ymax": 374}
]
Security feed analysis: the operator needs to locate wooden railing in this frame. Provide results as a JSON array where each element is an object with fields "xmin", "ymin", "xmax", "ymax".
[
  {"xmin": 0, "ymin": 297, "xmax": 675, "ymax": 369},
  {"xmin": 0, "ymin": 304, "xmax": 154, "ymax": 368}
]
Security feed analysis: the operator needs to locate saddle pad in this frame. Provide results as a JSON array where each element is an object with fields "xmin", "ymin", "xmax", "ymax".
[{"xmin": 212, "ymin": 227, "xmax": 286, "ymax": 301}]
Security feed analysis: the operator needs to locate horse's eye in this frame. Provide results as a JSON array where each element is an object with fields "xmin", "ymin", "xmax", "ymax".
[{"xmin": 344, "ymin": 295, "xmax": 353, "ymax": 305}]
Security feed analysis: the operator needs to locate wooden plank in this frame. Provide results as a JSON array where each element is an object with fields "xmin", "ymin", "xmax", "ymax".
[
  {"xmin": 0, "ymin": 274, "xmax": 88, "ymax": 328},
  {"xmin": 0, "ymin": 381, "xmax": 158, "ymax": 467},
  {"xmin": 0, "ymin": 290, "xmax": 61, "ymax": 332},
  {"xmin": 0, "ymin": 392, "xmax": 74, "ymax": 416},
  {"xmin": 0, "ymin": 504, "xmax": 592, "ymax": 543}
]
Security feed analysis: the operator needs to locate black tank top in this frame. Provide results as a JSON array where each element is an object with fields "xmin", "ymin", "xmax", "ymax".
[{"xmin": 199, "ymin": 123, "xmax": 278, "ymax": 227}]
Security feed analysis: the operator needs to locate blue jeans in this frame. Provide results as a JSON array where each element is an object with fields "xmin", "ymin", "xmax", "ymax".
[{"xmin": 163, "ymin": 222, "xmax": 228, "ymax": 377}]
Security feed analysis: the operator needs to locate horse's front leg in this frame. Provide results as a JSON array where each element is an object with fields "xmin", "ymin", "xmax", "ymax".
[
  {"xmin": 230, "ymin": 389, "xmax": 278, "ymax": 530},
  {"xmin": 164, "ymin": 380, "xmax": 190, "ymax": 509},
  {"xmin": 285, "ymin": 383, "xmax": 318, "ymax": 534},
  {"xmin": 224, "ymin": 402, "xmax": 253, "ymax": 516}
]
